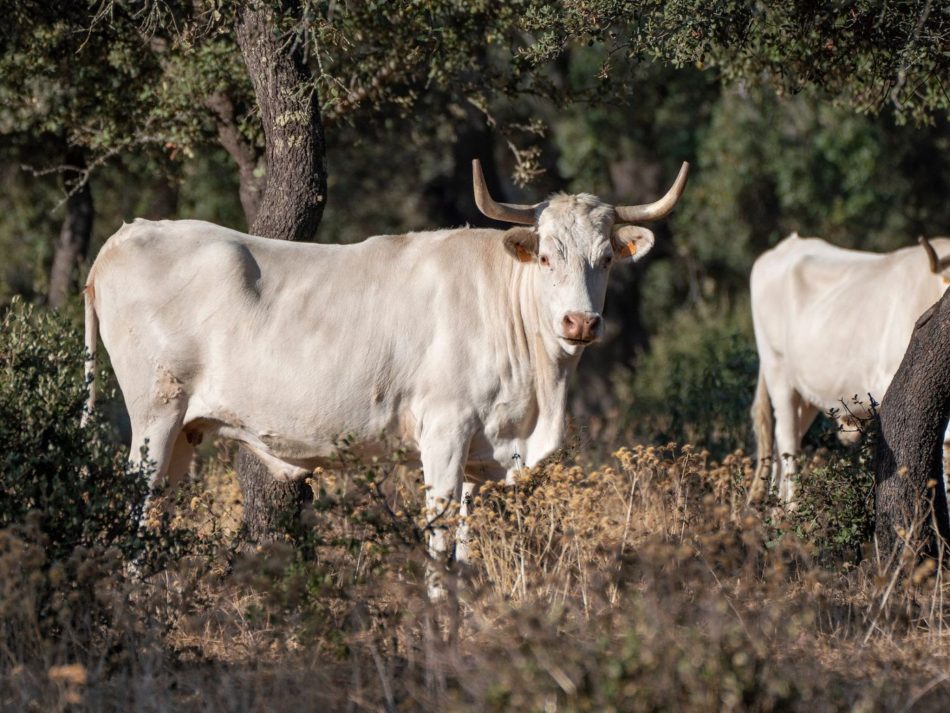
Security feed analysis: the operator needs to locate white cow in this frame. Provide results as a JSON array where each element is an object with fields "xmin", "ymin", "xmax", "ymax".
[
  {"xmin": 84, "ymin": 159, "xmax": 689, "ymax": 568},
  {"xmin": 749, "ymin": 232, "xmax": 950, "ymax": 504}
]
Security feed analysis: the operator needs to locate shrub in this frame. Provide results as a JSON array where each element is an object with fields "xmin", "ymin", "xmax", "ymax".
[
  {"xmin": 631, "ymin": 304, "xmax": 758, "ymax": 459},
  {"xmin": 0, "ymin": 298, "xmax": 203, "ymax": 668},
  {"xmin": 0, "ymin": 298, "xmax": 152, "ymax": 562},
  {"xmin": 786, "ymin": 409, "xmax": 877, "ymax": 564}
]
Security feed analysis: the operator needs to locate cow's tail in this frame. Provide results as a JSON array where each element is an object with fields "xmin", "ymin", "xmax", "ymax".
[
  {"xmin": 747, "ymin": 365, "xmax": 773, "ymax": 504},
  {"xmin": 81, "ymin": 281, "xmax": 98, "ymax": 427}
]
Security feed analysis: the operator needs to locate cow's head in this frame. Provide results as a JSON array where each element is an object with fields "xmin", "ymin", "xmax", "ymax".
[{"xmin": 473, "ymin": 159, "xmax": 689, "ymax": 356}]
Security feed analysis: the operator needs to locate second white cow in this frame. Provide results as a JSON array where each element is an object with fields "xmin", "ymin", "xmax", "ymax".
[{"xmin": 750, "ymin": 233, "xmax": 950, "ymax": 504}]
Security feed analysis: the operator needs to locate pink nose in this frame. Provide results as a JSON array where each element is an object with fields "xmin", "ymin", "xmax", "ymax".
[{"xmin": 562, "ymin": 312, "xmax": 602, "ymax": 342}]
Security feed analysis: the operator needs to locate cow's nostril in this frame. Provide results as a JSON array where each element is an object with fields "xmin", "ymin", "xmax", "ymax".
[
  {"xmin": 563, "ymin": 314, "xmax": 581, "ymax": 339},
  {"xmin": 587, "ymin": 314, "xmax": 602, "ymax": 332}
]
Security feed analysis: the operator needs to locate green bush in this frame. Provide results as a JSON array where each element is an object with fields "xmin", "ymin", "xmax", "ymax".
[
  {"xmin": 786, "ymin": 415, "xmax": 877, "ymax": 564},
  {"xmin": 0, "ymin": 299, "xmax": 214, "ymax": 670},
  {"xmin": 630, "ymin": 304, "xmax": 758, "ymax": 459},
  {"xmin": 0, "ymin": 298, "xmax": 154, "ymax": 562}
]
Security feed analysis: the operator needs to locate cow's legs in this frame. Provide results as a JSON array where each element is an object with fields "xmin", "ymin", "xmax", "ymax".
[
  {"xmin": 781, "ymin": 401, "xmax": 820, "ymax": 505},
  {"xmin": 748, "ymin": 366, "xmax": 774, "ymax": 503},
  {"xmin": 455, "ymin": 481, "xmax": 477, "ymax": 568},
  {"xmin": 419, "ymin": 422, "xmax": 471, "ymax": 599},
  {"xmin": 772, "ymin": 389, "xmax": 803, "ymax": 506},
  {"xmin": 128, "ymin": 412, "xmax": 185, "ymax": 521}
]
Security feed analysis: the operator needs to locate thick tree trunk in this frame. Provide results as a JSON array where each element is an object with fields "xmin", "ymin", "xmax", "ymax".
[
  {"xmin": 874, "ymin": 288, "xmax": 950, "ymax": 555},
  {"xmin": 48, "ymin": 151, "xmax": 93, "ymax": 309},
  {"xmin": 235, "ymin": 6, "xmax": 326, "ymax": 242},
  {"xmin": 232, "ymin": 2, "xmax": 327, "ymax": 543}
]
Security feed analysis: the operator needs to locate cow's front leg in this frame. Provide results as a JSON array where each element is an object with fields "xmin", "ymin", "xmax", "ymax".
[
  {"xmin": 455, "ymin": 481, "xmax": 477, "ymax": 568},
  {"xmin": 419, "ymin": 420, "xmax": 472, "ymax": 600}
]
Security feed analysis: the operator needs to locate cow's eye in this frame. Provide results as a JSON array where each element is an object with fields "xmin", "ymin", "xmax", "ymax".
[
  {"xmin": 602, "ymin": 256, "xmax": 612, "ymax": 269},
  {"xmin": 539, "ymin": 255, "xmax": 550, "ymax": 267}
]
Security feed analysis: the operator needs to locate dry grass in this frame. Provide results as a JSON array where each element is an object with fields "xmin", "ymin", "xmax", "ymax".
[{"xmin": 4, "ymin": 444, "xmax": 950, "ymax": 711}]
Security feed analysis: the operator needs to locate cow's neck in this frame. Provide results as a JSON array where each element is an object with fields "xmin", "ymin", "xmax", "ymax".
[{"xmin": 510, "ymin": 259, "xmax": 582, "ymax": 465}]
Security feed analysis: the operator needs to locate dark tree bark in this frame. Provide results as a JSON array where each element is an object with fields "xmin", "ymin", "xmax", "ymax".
[
  {"xmin": 231, "ymin": 2, "xmax": 327, "ymax": 543},
  {"xmin": 874, "ymin": 288, "xmax": 950, "ymax": 555},
  {"xmin": 48, "ymin": 150, "xmax": 93, "ymax": 309},
  {"xmin": 235, "ymin": 6, "xmax": 326, "ymax": 242}
]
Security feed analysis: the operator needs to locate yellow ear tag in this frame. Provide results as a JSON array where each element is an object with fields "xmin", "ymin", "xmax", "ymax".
[
  {"xmin": 515, "ymin": 244, "xmax": 534, "ymax": 263},
  {"xmin": 615, "ymin": 241, "xmax": 638, "ymax": 259}
]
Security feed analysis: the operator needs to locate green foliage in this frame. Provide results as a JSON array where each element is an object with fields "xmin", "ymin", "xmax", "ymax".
[
  {"xmin": 631, "ymin": 304, "xmax": 758, "ymax": 458},
  {"xmin": 675, "ymin": 87, "xmax": 950, "ymax": 302},
  {"xmin": 0, "ymin": 167, "xmax": 60, "ymax": 304},
  {"xmin": 0, "ymin": 298, "xmax": 217, "ymax": 659},
  {"xmin": 520, "ymin": 0, "xmax": 949, "ymax": 125},
  {"xmin": 0, "ymin": 0, "xmax": 164, "ymax": 155},
  {"xmin": 787, "ymin": 420, "xmax": 877, "ymax": 564},
  {"xmin": 0, "ymin": 298, "xmax": 155, "ymax": 562}
]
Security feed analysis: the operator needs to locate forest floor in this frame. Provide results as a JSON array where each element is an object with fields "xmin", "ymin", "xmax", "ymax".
[{"xmin": 4, "ymin": 444, "xmax": 950, "ymax": 712}]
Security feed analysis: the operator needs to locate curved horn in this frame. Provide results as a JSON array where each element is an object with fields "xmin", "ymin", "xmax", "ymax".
[
  {"xmin": 614, "ymin": 162, "xmax": 690, "ymax": 223},
  {"xmin": 472, "ymin": 159, "xmax": 538, "ymax": 225},
  {"xmin": 919, "ymin": 236, "xmax": 940, "ymax": 273}
]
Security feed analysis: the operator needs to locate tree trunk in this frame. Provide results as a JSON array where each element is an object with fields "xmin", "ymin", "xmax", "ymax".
[
  {"xmin": 232, "ymin": 2, "xmax": 327, "ymax": 543},
  {"xmin": 235, "ymin": 5, "xmax": 326, "ymax": 242},
  {"xmin": 874, "ymin": 288, "xmax": 950, "ymax": 556},
  {"xmin": 48, "ymin": 150, "xmax": 93, "ymax": 309}
]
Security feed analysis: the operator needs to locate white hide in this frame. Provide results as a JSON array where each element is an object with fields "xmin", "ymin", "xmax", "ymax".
[
  {"xmin": 85, "ymin": 198, "xmax": 653, "ymax": 535},
  {"xmin": 749, "ymin": 233, "xmax": 950, "ymax": 503}
]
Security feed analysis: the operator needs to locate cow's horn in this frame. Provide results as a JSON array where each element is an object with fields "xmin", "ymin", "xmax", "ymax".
[
  {"xmin": 472, "ymin": 159, "xmax": 538, "ymax": 225},
  {"xmin": 614, "ymin": 162, "xmax": 690, "ymax": 223},
  {"xmin": 919, "ymin": 236, "xmax": 940, "ymax": 273}
]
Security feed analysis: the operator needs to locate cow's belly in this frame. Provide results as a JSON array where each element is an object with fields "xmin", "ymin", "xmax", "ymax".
[
  {"xmin": 184, "ymin": 377, "xmax": 539, "ymax": 481},
  {"xmin": 184, "ymin": 379, "xmax": 415, "ymax": 464},
  {"xmin": 177, "ymin": 316, "xmax": 548, "ymax": 482},
  {"xmin": 790, "ymin": 360, "xmax": 893, "ymax": 416}
]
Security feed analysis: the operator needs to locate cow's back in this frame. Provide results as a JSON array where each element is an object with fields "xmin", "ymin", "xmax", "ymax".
[
  {"xmin": 751, "ymin": 233, "xmax": 948, "ymax": 412},
  {"xmin": 88, "ymin": 219, "xmax": 525, "ymax": 461}
]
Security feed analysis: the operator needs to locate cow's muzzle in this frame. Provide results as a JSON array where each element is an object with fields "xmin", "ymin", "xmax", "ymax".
[{"xmin": 561, "ymin": 312, "xmax": 602, "ymax": 344}]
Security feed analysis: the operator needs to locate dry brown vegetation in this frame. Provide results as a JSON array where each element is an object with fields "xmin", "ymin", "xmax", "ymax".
[{"xmin": 3, "ymin": 443, "xmax": 950, "ymax": 712}]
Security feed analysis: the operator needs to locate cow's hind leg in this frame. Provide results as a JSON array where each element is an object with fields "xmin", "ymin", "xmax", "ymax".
[
  {"xmin": 772, "ymin": 388, "xmax": 805, "ymax": 507},
  {"xmin": 128, "ymin": 410, "xmax": 186, "ymax": 523},
  {"xmin": 748, "ymin": 366, "xmax": 774, "ymax": 503}
]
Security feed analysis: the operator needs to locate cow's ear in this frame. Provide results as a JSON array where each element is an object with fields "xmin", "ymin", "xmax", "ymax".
[
  {"xmin": 611, "ymin": 225, "xmax": 655, "ymax": 263},
  {"xmin": 503, "ymin": 227, "xmax": 539, "ymax": 263}
]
